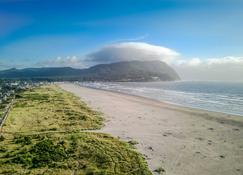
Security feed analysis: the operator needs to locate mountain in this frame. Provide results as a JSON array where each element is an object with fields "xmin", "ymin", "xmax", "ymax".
[{"xmin": 0, "ymin": 60, "xmax": 180, "ymax": 81}]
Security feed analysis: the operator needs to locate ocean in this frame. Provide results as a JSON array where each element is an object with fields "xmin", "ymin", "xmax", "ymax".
[{"xmin": 76, "ymin": 81, "xmax": 243, "ymax": 116}]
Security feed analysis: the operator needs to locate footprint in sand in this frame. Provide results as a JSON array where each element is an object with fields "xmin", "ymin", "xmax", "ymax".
[
  {"xmin": 208, "ymin": 140, "xmax": 212, "ymax": 145},
  {"xmin": 219, "ymin": 155, "xmax": 225, "ymax": 159},
  {"xmin": 163, "ymin": 132, "xmax": 173, "ymax": 137},
  {"xmin": 147, "ymin": 146, "xmax": 154, "ymax": 151},
  {"xmin": 195, "ymin": 137, "xmax": 204, "ymax": 141},
  {"xmin": 233, "ymin": 128, "xmax": 240, "ymax": 131}
]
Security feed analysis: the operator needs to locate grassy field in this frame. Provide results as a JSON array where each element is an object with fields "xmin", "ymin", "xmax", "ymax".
[
  {"xmin": 0, "ymin": 100, "xmax": 11, "ymax": 119},
  {"xmin": 3, "ymin": 86, "xmax": 103, "ymax": 133},
  {"xmin": 0, "ymin": 85, "xmax": 152, "ymax": 175}
]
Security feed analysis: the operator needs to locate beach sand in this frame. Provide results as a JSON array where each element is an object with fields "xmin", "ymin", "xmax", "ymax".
[{"xmin": 59, "ymin": 83, "xmax": 243, "ymax": 175}]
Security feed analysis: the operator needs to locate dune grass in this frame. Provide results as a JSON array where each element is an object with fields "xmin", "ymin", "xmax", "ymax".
[
  {"xmin": 0, "ymin": 101, "xmax": 9, "ymax": 119},
  {"xmin": 0, "ymin": 85, "xmax": 151, "ymax": 175},
  {"xmin": 3, "ymin": 86, "xmax": 103, "ymax": 134}
]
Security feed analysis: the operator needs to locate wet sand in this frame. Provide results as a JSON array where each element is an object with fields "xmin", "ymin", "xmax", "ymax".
[{"xmin": 59, "ymin": 83, "xmax": 243, "ymax": 175}]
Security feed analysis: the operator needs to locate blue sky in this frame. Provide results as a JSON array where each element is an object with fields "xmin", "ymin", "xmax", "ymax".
[{"xmin": 0, "ymin": 0, "xmax": 243, "ymax": 71}]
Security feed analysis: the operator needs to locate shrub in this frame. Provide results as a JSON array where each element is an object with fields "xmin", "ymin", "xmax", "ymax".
[
  {"xmin": 12, "ymin": 152, "xmax": 33, "ymax": 166},
  {"xmin": 14, "ymin": 135, "xmax": 32, "ymax": 145},
  {"xmin": 30, "ymin": 138, "xmax": 67, "ymax": 168},
  {"xmin": 154, "ymin": 167, "xmax": 165, "ymax": 174},
  {"xmin": 0, "ymin": 135, "xmax": 5, "ymax": 142},
  {"xmin": 0, "ymin": 146, "xmax": 7, "ymax": 152},
  {"xmin": 15, "ymin": 94, "xmax": 22, "ymax": 99},
  {"xmin": 128, "ymin": 140, "xmax": 139, "ymax": 146},
  {"xmin": 11, "ymin": 138, "xmax": 68, "ymax": 168}
]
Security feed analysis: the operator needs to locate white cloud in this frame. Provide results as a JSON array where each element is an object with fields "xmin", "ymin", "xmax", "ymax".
[
  {"xmin": 187, "ymin": 58, "xmax": 202, "ymax": 66},
  {"xmin": 206, "ymin": 56, "xmax": 243, "ymax": 65},
  {"xmin": 173, "ymin": 56, "xmax": 243, "ymax": 81},
  {"xmin": 111, "ymin": 34, "xmax": 150, "ymax": 43},
  {"xmin": 174, "ymin": 56, "xmax": 243, "ymax": 66},
  {"xmin": 36, "ymin": 56, "xmax": 85, "ymax": 68},
  {"xmin": 36, "ymin": 42, "xmax": 179, "ymax": 69},
  {"xmin": 86, "ymin": 42, "xmax": 180, "ymax": 64}
]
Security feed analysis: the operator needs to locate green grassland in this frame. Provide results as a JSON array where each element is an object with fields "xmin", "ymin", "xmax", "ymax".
[
  {"xmin": 3, "ymin": 86, "xmax": 103, "ymax": 133},
  {"xmin": 0, "ymin": 85, "xmax": 152, "ymax": 175}
]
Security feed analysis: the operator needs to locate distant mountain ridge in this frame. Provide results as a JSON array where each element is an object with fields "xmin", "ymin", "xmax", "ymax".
[{"xmin": 0, "ymin": 60, "xmax": 180, "ymax": 81}]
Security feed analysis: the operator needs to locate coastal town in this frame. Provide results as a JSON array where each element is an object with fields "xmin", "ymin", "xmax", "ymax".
[{"xmin": 0, "ymin": 80, "xmax": 41, "ymax": 121}]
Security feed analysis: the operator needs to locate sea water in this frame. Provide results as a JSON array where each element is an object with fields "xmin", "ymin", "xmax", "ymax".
[{"xmin": 77, "ymin": 81, "xmax": 243, "ymax": 116}]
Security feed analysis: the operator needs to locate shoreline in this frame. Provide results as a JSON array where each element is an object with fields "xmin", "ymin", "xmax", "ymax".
[
  {"xmin": 73, "ymin": 82, "xmax": 243, "ymax": 118},
  {"xmin": 70, "ymin": 83, "xmax": 243, "ymax": 127},
  {"xmin": 59, "ymin": 83, "xmax": 243, "ymax": 175}
]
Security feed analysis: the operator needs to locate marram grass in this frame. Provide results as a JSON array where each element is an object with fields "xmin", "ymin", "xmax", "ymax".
[
  {"xmin": 0, "ymin": 85, "xmax": 152, "ymax": 175},
  {"xmin": 3, "ymin": 85, "xmax": 103, "ymax": 133}
]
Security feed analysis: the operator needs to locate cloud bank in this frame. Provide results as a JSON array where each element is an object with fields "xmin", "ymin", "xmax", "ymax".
[
  {"xmin": 86, "ymin": 42, "xmax": 180, "ymax": 65},
  {"xmin": 37, "ymin": 42, "xmax": 179, "ymax": 68},
  {"xmin": 173, "ymin": 56, "xmax": 243, "ymax": 81}
]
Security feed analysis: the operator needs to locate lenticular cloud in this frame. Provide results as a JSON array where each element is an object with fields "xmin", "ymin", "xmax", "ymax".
[{"xmin": 86, "ymin": 42, "xmax": 180, "ymax": 64}]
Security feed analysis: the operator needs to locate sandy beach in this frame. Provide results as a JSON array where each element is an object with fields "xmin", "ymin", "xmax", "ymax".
[{"xmin": 59, "ymin": 83, "xmax": 243, "ymax": 175}]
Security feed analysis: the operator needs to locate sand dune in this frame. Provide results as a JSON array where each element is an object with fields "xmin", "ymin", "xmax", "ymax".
[{"xmin": 59, "ymin": 83, "xmax": 243, "ymax": 175}]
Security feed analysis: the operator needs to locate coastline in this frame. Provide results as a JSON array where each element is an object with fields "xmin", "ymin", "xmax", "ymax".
[
  {"xmin": 71, "ymin": 83, "xmax": 243, "ymax": 127},
  {"xmin": 59, "ymin": 82, "xmax": 243, "ymax": 175},
  {"xmin": 74, "ymin": 82, "xmax": 243, "ymax": 117}
]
